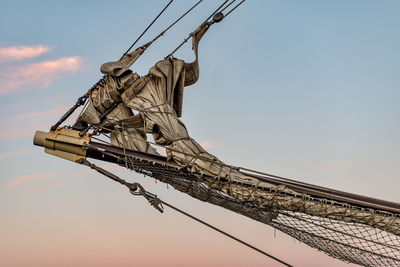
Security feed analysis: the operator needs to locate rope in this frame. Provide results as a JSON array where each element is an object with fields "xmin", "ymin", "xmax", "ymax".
[
  {"xmin": 159, "ymin": 200, "xmax": 293, "ymax": 267},
  {"xmin": 166, "ymin": 0, "xmax": 229, "ymax": 58},
  {"xmin": 224, "ymin": 0, "xmax": 245, "ymax": 18},
  {"xmin": 148, "ymin": 0, "xmax": 204, "ymax": 46},
  {"xmin": 79, "ymin": 158, "xmax": 293, "ymax": 267},
  {"xmin": 220, "ymin": 0, "xmax": 236, "ymax": 14},
  {"xmin": 120, "ymin": 0, "xmax": 174, "ymax": 60},
  {"xmin": 166, "ymin": 0, "xmax": 246, "ymax": 58}
]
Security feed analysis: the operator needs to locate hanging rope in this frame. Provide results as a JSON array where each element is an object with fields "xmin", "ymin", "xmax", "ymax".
[{"xmin": 78, "ymin": 158, "xmax": 293, "ymax": 267}]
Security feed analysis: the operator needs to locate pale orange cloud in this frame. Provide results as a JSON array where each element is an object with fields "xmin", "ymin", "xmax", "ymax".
[
  {"xmin": 199, "ymin": 141, "xmax": 215, "ymax": 149},
  {"xmin": 28, "ymin": 179, "xmax": 73, "ymax": 192},
  {"xmin": 0, "ymin": 56, "xmax": 83, "ymax": 95},
  {"xmin": 15, "ymin": 103, "xmax": 72, "ymax": 120},
  {"xmin": 315, "ymin": 160, "xmax": 355, "ymax": 171},
  {"xmin": 0, "ymin": 150, "xmax": 29, "ymax": 161},
  {"xmin": 0, "ymin": 124, "xmax": 49, "ymax": 139},
  {"xmin": 0, "ymin": 45, "xmax": 50, "ymax": 62},
  {"xmin": 5, "ymin": 171, "xmax": 61, "ymax": 188},
  {"xmin": 0, "ymin": 104, "xmax": 72, "ymax": 140},
  {"xmin": 0, "ymin": 128, "xmax": 37, "ymax": 139}
]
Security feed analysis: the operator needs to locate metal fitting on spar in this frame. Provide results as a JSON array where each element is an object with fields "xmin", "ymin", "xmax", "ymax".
[{"xmin": 33, "ymin": 128, "xmax": 91, "ymax": 162}]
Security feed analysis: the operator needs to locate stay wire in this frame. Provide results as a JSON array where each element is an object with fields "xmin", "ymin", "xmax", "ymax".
[
  {"xmin": 166, "ymin": 0, "xmax": 229, "ymax": 58},
  {"xmin": 148, "ymin": 0, "xmax": 204, "ymax": 46},
  {"xmin": 224, "ymin": 0, "xmax": 245, "ymax": 18},
  {"xmin": 166, "ymin": 0, "xmax": 245, "ymax": 58},
  {"xmin": 160, "ymin": 200, "xmax": 294, "ymax": 267},
  {"xmin": 120, "ymin": 0, "xmax": 174, "ymax": 60},
  {"xmin": 79, "ymin": 158, "xmax": 293, "ymax": 267},
  {"xmin": 204, "ymin": 0, "xmax": 229, "ymax": 23},
  {"xmin": 219, "ymin": 0, "xmax": 236, "ymax": 14}
]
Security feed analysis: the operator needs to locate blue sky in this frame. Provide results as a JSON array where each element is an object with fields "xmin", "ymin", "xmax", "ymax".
[{"xmin": 0, "ymin": 1, "xmax": 399, "ymax": 266}]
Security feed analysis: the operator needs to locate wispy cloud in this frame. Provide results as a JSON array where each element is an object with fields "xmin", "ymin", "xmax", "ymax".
[
  {"xmin": 28, "ymin": 179, "xmax": 74, "ymax": 192},
  {"xmin": 15, "ymin": 103, "xmax": 72, "ymax": 120},
  {"xmin": 0, "ymin": 103, "xmax": 73, "ymax": 140},
  {"xmin": 199, "ymin": 141, "xmax": 215, "ymax": 150},
  {"xmin": 0, "ymin": 124, "xmax": 49, "ymax": 139},
  {"xmin": 5, "ymin": 171, "xmax": 61, "ymax": 188},
  {"xmin": 0, "ymin": 56, "xmax": 83, "ymax": 96},
  {"xmin": 315, "ymin": 160, "xmax": 355, "ymax": 171},
  {"xmin": 0, "ymin": 150, "xmax": 29, "ymax": 161},
  {"xmin": 5, "ymin": 167, "xmax": 104, "ymax": 190},
  {"xmin": 0, "ymin": 45, "xmax": 50, "ymax": 62}
]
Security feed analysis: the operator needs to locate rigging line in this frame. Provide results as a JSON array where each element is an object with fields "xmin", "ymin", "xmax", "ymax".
[
  {"xmin": 50, "ymin": 1, "xmax": 203, "ymax": 131},
  {"xmin": 224, "ymin": 0, "xmax": 245, "ymax": 18},
  {"xmin": 166, "ymin": 0, "xmax": 244, "ymax": 58},
  {"xmin": 148, "ymin": 0, "xmax": 204, "ymax": 45},
  {"xmin": 81, "ymin": 1, "xmax": 203, "ymax": 135},
  {"xmin": 52, "ymin": 1, "xmax": 175, "ymax": 129},
  {"xmin": 120, "ymin": 0, "xmax": 174, "ymax": 60},
  {"xmin": 220, "ymin": 0, "xmax": 236, "ymax": 14},
  {"xmin": 166, "ymin": 0, "xmax": 229, "ymax": 58},
  {"xmin": 159, "ymin": 200, "xmax": 294, "ymax": 267},
  {"xmin": 79, "ymin": 158, "xmax": 293, "ymax": 267},
  {"xmin": 204, "ymin": 0, "xmax": 230, "ymax": 24},
  {"xmin": 91, "ymin": 136, "xmax": 111, "ymax": 145}
]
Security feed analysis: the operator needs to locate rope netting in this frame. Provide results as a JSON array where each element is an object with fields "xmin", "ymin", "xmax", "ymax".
[{"xmin": 109, "ymin": 150, "xmax": 400, "ymax": 267}]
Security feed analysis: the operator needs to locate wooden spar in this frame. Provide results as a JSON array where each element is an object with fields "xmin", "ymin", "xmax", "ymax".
[
  {"xmin": 33, "ymin": 129, "xmax": 400, "ymax": 215},
  {"xmin": 86, "ymin": 142, "xmax": 400, "ymax": 215}
]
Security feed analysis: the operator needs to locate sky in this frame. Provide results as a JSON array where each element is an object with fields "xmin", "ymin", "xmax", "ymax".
[{"xmin": 0, "ymin": 0, "xmax": 399, "ymax": 266}]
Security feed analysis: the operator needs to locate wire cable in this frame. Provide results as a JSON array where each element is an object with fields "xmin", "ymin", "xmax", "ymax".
[{"xmin": 120, "ymin": 0, "xmax": 174, "ymax": 59}]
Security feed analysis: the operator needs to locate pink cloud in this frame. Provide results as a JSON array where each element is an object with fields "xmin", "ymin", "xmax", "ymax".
[
  {"xmin": 0, "ymin": 45, "xmax": 50, "ymax": 62},
  {"xmin": 5, "ymin": 167, "xmax": 100, "ymax": 191},
  {"xmin": 0, "ymin": 56, "xmax": 83, "ymax": 95},
  {"xmin": 28, "ymin": 179, "xmax": 73, "ymax": 192},
  {"xmin": 0, "ymin": 128, "xmax": 37, "ymax": 139},
  {"xmin": 0, "ymin": 124, "xmax": 50, "ymax": 139},
  {"xmin": 5, "ymin": 170, "xmax": 61, "ymax": 188},
  {"xmin": 315, "ymin": 160, "xmax": 354, "ymax": 171},
  {"xmin": 199, "ymin": 141, "xmax": 215, "ymax": 149},
  {"xmin": 15, "ymin": 103, "xmax": 72, "ymax": 120},
  {"xmin": 0, "ymin": 150, "xmax": 29, "ymax": 161},
  {"xmin": 0, "ymin": 104, "xmax": 72, "ymax": 140}
]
